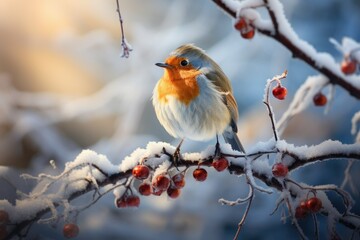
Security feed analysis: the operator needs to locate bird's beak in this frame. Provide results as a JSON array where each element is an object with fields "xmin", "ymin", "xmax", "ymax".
[{"xmin": 155, "ymin": 62, "xmax": 172, "ymax": 68}]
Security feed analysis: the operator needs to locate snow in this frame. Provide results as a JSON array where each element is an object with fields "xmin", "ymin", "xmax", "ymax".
[
  {"xmin": 276, "ymin": 139, "xmax": 360, "ymax": 166},
  {"xmin": 66, "ymin": 149, "xmax": 117, "ymax": 175}
]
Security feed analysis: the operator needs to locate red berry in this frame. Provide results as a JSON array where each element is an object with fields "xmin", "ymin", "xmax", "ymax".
[
  {"xmin": 0, "ymin": 211, "xmax": 9, "ymax": 224},
  {"xmin": 272, "ymin": 163, "xmax": 288, "ymax": 177},
  {"xmin": 272, "ymin": 85, "xmax": 287, "ymax": 100},
  {"xmin": 172, "ymin": 173, "xmax": 185, "ymax": 189},
  {"xmin": 132, "ymin": 165, "xmax": 150, "ymax": 180},
  {"xmin": 167, "ymin": 187, "xmax": 181, "ymax": 199},
  {"xmin": 341, "ymin": 58, "xmax": 357, "ymax": 75},
  {"xmin": 234, "ymin": 18, "xmax": 247, "ymax": 31},
  {"xmin": 241, "ymin": 28, "xmax": 255, "ymax": 39},
  {"xmin": 306, "ymin": 197, "xmax": 322, "ymax": 213},
  {"xmin": 138, "ymin": 183, "xmax": 152, "ymax": 196},
  {"xmin": 152, "ymin": 174, "xmax": 170, "ymax": 191},
  {"xmin": 295, "ymin": 206, "xmax": 308, "ymax": 219},
  {"xmin": 152, "ymin": 188, "xmax": 164, "ymax": 196},
  {"xmin": 63, "ymin": 223, "xmax": 79, "ymax": 239},
  {"xmin": 126, "ymin": 195, "xmax": 140, "ymax": 207},
  {"xmin": 313, "ymin": 92, "xmax": 327, "ymax": 106},
  {"xmin": 193, "ymin": 168, "xmax": 207, "ymax": 182},
  {"xmin": 212, "ymin": 157, "xmax": 229, "ymax": 172},
  {"xmin": 116, "ymin": 197, "xmax": 127, "ymax": 208}
]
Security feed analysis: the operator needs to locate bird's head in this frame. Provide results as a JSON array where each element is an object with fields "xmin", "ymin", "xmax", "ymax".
[{"xmin": 156, "ymin": 44, "xmax": 215, "ymax": 81}]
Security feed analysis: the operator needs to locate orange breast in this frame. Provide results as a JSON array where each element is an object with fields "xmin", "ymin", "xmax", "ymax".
[{"xmin": 157, "ymin": 67, "xmax": 201, "ymax": 105}]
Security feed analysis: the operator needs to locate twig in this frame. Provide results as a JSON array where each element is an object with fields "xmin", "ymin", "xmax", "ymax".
[
  {"xmin": 115, "ymin": 0, "xmax": 132, "ymax": 58},
  {"xmin": 312, "ymin": 213, "xmax": 319, "ymax": 240},
  {"xmin": 233, "ymin": 182, "xmax": 254, "ymax": 240}
]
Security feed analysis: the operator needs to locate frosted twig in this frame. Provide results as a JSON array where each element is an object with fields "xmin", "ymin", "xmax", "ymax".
[
  {"xmin": 284, "ymin": 196, "xmax": 308, "ymax": 240},
  {"xmin": 115, "ymin": 0, "xmax": 132, "ymax": 58},
  {"xmin": 341, "ymin": 160, "xmax": 358, "ymax": 195},
  {"xmin": 263, "ymin": 70, "xmax": 288, "ymax": 141},
  {"xmin": 312, "ymin": 213, "xmax": 319, "ymax": 240},
  {"xmin": 219, "ymin": 183, "xmax": 253, "ymax": 206},
  {"xmin": 233, "ymin": 178, "xmax": 254, "ymax": 240}
]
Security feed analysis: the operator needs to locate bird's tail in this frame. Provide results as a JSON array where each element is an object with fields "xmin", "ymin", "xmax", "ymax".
[{"xmin": 222, "ymin": 129, "xmax": 245, "ymax": 153}]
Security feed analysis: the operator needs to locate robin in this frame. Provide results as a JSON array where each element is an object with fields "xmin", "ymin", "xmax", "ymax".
[{"xmin": 153, "ymin": 44, "xmax": 245, "ymax": 160}]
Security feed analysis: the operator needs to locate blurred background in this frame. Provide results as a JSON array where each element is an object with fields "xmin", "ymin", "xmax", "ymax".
[{"xmin": 0, "ymin": 0, "xmax": 359, "ymax": 239}]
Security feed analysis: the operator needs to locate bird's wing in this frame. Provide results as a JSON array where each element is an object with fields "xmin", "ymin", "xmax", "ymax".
[{"xmin": 204, "ymin": 71, "xmax": 239, "ymax": 132}]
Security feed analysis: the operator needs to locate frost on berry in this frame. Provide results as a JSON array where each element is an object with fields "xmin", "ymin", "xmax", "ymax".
[
  {"xmin": 272, "ymin": 163, "xmax": 288, "ymax": 177},
  {"xmin": 152, "ymin": 174, "xmax": 170, "ymax": 191},
  {"xmin": 116, "ymin": 197, "xmax": 127, "ymax": 208},
  {"xmin": 172, "ymin": 173, "xmax": 185, "ymax": 189},
  {"xmin": 152, "ymin": 188, "xmax": 164, "ymax": 196},
  {"xmin": 241, "ymin": 28, "xmax": 255, "ymax": 39}
]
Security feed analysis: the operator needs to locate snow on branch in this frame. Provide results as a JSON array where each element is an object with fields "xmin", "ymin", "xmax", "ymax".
[
  {"xmin": 212, "ymin": 0, "xmax": 360, "ymax": 99},
  {"xmin": 1, "ymin": 139, "xmax": 359, "ymax": 239}
]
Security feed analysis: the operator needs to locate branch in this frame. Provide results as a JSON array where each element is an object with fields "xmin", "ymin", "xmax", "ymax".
[
  {"xmin": 2, "ymin": 140, "xmax": 360, "ymax": 239},
  {"xmin": 211, "ymin": 0, "xmax": 360, "ymax": 99}
]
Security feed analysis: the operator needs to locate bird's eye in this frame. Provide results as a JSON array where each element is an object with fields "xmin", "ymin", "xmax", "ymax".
[{"xmin": 180, "ymin": 59, "xmax": 189, "ymax": 66}]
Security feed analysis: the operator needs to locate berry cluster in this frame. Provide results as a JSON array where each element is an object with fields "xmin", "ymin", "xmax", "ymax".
[
  {"xmin": 234, "ymin": 18, "xmax": 255, "ymax": 39},
  {"xmin": 115, "ymin": 156, "xmax": 230, "ymax": 209},
  {"xmin": 295, "ymin": 196, "xmax": 323, "ymax": 219}
]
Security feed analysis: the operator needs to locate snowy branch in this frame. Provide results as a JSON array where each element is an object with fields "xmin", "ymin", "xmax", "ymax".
[
  {"xmin": 1, "ymin": 140, "xmax": 359, "ymax": 239},
  {"xmin": 212, "ymin": 0, "xmax": 360, "ymax": 99}
]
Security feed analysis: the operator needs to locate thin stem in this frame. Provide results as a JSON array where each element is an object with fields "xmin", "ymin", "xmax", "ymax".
[
  {"xmin": 115, "ymin": 0, "xmax": 132, "ymax": 58},
  {"xmin": 264, "ymin": 101, "xmax": 278, "ymax": 141},
  {"xmin": 233, "ymin": 183, "xmax": 254, "ymax": 240},
  {"xmin": 312, "ymin": 214, "xmax": 319, "ymax": 240}
]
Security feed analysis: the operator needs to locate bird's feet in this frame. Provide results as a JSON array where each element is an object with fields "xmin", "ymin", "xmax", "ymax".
[
  {"xmin": 162, "ymin": 139, "xmax": 184, "ymax": 170},
  {"xmin": 214, "ymin": 140, "xmax": 221, "ymax": 158}
]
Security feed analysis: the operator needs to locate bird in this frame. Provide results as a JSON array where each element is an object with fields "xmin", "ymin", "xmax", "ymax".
[{"xmin": 152, "ymin": 44, "xmax": 245, "ymax": 159}]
